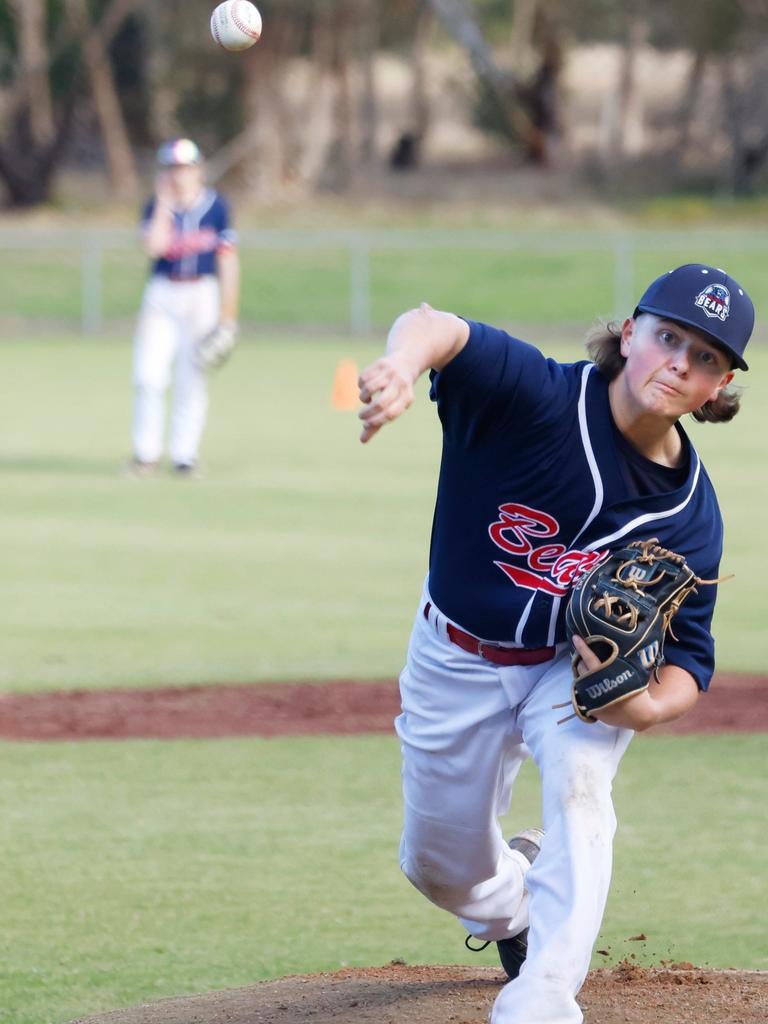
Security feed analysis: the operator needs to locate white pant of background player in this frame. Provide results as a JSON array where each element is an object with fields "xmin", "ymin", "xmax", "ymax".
[
  {"xmin": 132, "ymin": 275, "xmax": 220, "ymax": 466},
  {"xmin": 397, "ymin": 589, "xmax": 634, "ymax": 1024}
]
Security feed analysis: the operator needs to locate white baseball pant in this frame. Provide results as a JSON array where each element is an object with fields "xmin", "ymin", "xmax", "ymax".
[
  {"xmin": 396, "ymin": 588, "xmax": 634, "ymax": 1024},
  {"xmin": 132, "ymin": 275, "xmax": 220, "ymax": 466}
]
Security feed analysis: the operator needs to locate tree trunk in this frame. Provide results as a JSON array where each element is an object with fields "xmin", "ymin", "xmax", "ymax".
[
  {"xmin": 357, "ymin": 0, "xmax": 380, "ymax": 167},
  {"xmin": 0, "ymin": 92, "xmax": 77, "ymax": 206},
  {"xmin": 720, "ymin": 59, "xmax": 749, "ymax": 194},
  {"xmin": 509, "ymin": 0, "xmax": 539, "ymax": 78},
  {"xmin": 514, "ymin": 5, "xmax": 564, "ymax": 165},
  {"xmin": 424, "ymin": 0, "xmax": 544, "ymax": 159},
  {"xmin": 141, "ymin": 4, "xmax": 177, "ymax": 141},
  {"xmin": 390, "ymin": 6, "xmax": 432, "ymax": 170},
  {"xmin": 317, "ymin": 6, "xmax": 355, "ymax": 192},
  {"xmin": 65, "ymin": 0, "xmax": 139, "ymax": 202},
  {"xmin": 676, "ymin": 49, "xmax": 707, "ymax": 152},
  {"xmin": 617, "ymin": 16, "xmax": 648, "ymax": 157},
  {"xmin": 9, "ymin": 0, "xmax": 54, "ymax": 146},
  {"xmin": 294, "ymin": 14, "xmax": 338, "ymax": 187}
]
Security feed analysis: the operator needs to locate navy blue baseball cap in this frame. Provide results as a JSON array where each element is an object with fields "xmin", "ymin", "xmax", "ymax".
[{"xmin": 634, "ymin": 264, "xmax": 754, "ymax": 371}]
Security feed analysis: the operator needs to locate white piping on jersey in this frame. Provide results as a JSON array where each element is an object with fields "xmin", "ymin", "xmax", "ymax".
[
  {"xmin": 544, "ymin": 363, "xmax": 604, "ymax": 647},
  {"xmin": 180, "ymin": 189, "xmax": 217, "ymax": 278},
  {"xmin": 570, "ymin": 364, "xmax": 605, "ymax": 547},
  {"xmin": 585, "ymin": 451, "xmax": 701, "ymax": 552},
  {"xmin": 196, "ymin": 187, "xmax": 217, "ymax": 221},
  {"xmin": 546, "ymin": 595, "xmax": 561, "ymax": 648},
  {"xmin": 180, "ymin": 209, "xmax": 196, "ymax": 278},
  {"xmin": 515, "ymin": 593, "xmax": 536, "ymax": 645}
]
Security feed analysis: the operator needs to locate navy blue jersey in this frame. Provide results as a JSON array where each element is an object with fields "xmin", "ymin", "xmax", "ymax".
[
  {"xmin": 427, "ymin": 320, "xmax": 724, "ymax": 690},
  {"xmin": 141, "ymin": 189, "xmax": 236, "ymax": 279}
]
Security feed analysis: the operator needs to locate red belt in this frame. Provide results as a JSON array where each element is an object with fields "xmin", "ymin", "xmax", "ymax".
[
  {"xmin": 423, "ymin": 602, "xmax": 555, "ymax": 666},
  {"xmin": 167, "ymin": 274, "xmax": 203, "ymax": 282}
]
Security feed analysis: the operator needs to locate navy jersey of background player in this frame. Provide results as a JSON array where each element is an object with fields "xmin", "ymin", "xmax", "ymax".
[
  {"xmin": 142, "ymin": 189, "xmax": 236, "ymax": 280},
  {"xmin": 427, "ymin": 319, "xmax": 723, "ymax": 690}
]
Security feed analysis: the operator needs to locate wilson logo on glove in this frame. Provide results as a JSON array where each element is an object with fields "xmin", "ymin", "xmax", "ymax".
[{"xmin": 585, "ymin": 670, "xmax": 633, "ymax": 700}]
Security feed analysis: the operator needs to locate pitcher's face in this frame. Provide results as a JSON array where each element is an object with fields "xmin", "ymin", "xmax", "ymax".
[{"xmin": 619, "ymin": 314, "xmax": 734, "ymax": 418}]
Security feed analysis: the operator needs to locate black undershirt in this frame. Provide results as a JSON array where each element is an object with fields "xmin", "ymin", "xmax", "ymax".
[{"xmin": 612, "ymin": 423, "xmax": 689, "ymax": 497}]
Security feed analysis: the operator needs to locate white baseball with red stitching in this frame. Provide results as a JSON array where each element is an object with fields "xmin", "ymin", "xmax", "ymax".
[{"xmin": 210, "ymin": 1, "xmax": 262, "ymax": 52}]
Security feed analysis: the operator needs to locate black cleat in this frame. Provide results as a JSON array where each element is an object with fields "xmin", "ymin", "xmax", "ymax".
[
  {"xmin": 465, "ymin": 826, "xmax": 545, "ymax": 981},
  {"xmin": 496, "ymin": 926, "xmax": 530, "ymax": 981},
  {"xmin": 172, "ymin": 462, "xmax": 201, "ymax": 479}
]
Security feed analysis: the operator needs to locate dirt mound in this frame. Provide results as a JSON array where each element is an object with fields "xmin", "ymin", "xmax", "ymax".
[
  {"xmin": 2, "ymin": 672, "xmax": 766, "ymax": 741},
  {"xmin": 69, "ymin": 962, "xmax": 768, "ymax": 1024}
]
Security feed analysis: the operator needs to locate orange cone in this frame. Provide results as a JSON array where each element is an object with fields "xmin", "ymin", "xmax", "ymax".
[{"xmin": 331, "ymin": 358, "xmax": 360, "ymax": 410}]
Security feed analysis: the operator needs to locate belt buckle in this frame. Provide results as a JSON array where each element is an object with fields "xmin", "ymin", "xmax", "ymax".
[{"xmin": 476, "ymin": 640, "xmax": 498, "ymax": 660}]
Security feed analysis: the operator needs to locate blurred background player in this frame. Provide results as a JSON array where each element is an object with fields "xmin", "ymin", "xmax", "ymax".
[{"xmin": 128, "ymin": 137, "xmax": 241, "ymax": 478}]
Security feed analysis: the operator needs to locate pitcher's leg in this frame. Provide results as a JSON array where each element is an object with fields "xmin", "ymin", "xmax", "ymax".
[
  {"xmin": 490, "ymin": 652, "xmax": 633, "ymax": 1024},
  {"xmin": 397, "ymin": 603, "xmax": 533, "ymax": 939}
]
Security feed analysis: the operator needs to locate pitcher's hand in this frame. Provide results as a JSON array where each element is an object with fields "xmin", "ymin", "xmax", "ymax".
[{"xmin": 358, "ymin": 351, "xmax": 419, "ymax": 444}]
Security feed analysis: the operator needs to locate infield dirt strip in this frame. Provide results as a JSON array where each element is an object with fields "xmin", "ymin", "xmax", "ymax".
[
  {"xmin": 4, "ymin": 676, "xmax": 763, "ymax": 1024},
  {"xmin": 1, "ymin": 671, "xmax": 766, "ymax": 740}
]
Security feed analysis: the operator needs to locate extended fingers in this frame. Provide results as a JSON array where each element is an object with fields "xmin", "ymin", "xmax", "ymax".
[
  {"xmin": 359, "ymin": 420, "xmax": 382, "ymax": 444},
  {"xmin": 358, "ymin": 364, "xmax": 413, "ymax": 432},
  {"xmin": 358, "ymin": 359, "xmax": 399, "ymax": 403},
  {"xmin": 358, "ymin": 385, "xmax": 412, "ymax": 429},
  {"xmin": 358, "ymin": 371, "xmax": 386, "ymax": 405},
  {"xmin": 357, "ymin": 354, "xmax": 418, "ymax": 443}
]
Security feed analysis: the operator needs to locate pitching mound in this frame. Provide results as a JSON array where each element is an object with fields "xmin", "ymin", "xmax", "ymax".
[{"xmin": 70, "ymin": 962, "xmax": 768, "ymax": 1024}]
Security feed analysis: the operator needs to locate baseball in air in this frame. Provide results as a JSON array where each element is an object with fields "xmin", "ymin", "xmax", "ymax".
[{"xmin": 210, "ymin": 1, "xmax": 262, "ymax": 52}]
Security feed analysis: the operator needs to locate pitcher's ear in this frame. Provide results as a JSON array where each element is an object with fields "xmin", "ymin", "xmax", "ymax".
[{"xmin": 619, "ymin": 317, "xmax": 635, "ymax": 359}]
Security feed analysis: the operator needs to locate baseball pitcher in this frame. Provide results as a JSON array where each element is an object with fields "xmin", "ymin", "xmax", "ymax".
[{"xmin": 357, "ymin": 264, "xmax": 754, "ymax": 1024}]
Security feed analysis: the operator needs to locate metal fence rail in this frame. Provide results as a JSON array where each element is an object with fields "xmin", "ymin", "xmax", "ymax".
[{"xmin": 1, "ymin": 227, "xmax": 766, "ymax": 335}]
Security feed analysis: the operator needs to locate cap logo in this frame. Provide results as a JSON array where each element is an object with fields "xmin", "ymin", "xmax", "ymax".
[{"xmin": 695, "ymin": 283, "xmax": 730, "ymax": 322}]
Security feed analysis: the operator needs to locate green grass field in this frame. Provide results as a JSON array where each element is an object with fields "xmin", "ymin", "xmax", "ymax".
[
  {"xmin": 1, "ymin": 734, "xmax": 765, "ymax": 1024},
  {"xmin": 0, "ymin": 335, "xmax": 765, "ymax": 692},
  {"xmin": 5, "ymin": 229, "xmax": 768, "ymax": 330}
]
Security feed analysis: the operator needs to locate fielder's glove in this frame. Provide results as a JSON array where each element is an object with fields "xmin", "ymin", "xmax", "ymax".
[
  {"xmin": 197, "ymin": 322, "xmax": 239, "ymax": 370},
  {"xmin": 560, "ymin": 538, "xmax": 718, "ymax": 723}
]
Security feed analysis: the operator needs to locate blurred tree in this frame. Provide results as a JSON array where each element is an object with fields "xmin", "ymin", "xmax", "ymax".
[
  {"xmin": 596, "ymin": 7, "xmax": 650, "ymax": 173},
  {"xmin": 389, "ymin": 3, "xmax": 432, "ymax": 171},
  {"xmin": 3, "ymin": 0, "xmax": 768, "ymax": 205},
  {"xmin": 641, "ymin": 0, "xmax": 768, "ymax": 193},
  {"xmin": 0, "ymin": 0, "xmax": 148, "ymax": 206},
  {"xmin": 65, "ymin": 0, "xmax": 138, "ymax": 201},
  {"xmin": 358, "ymin": 0, "xmax": 381, "ymax": 168},
  {"xmin": 199, "ymin": 0, "xmax": 416, "ymax": 195},
  {"xmin": 425, "ymin": 0, "xmax": 564, "ymax": 164},
  {"xmin": 11, "ymin": 0, "xmax": 55, "ymax": 145},
  {"xmin": 0, "ymin": 0, "xmax": 73, "ymax": 205}
]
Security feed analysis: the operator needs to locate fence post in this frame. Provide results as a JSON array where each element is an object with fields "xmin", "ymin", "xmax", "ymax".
[
  {"xmin": 349, "ymin": 236, "xmax": 371, "ymax": 334},
  {"xmin": 612, "ymin": 235, "xmax": 635, "ymax": 319},
  {"xmin": 82, "ymin": 233, "xmax": 103, "ymax": 335}
]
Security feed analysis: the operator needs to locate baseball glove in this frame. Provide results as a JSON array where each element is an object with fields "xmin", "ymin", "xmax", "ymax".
[
  {"xmin": 196, "ymin": 322, "xmax": 238, "ymax": 370},
  {"xmin": 560, "ymin": 538, "xmax": 717, "ymax": 723}
]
